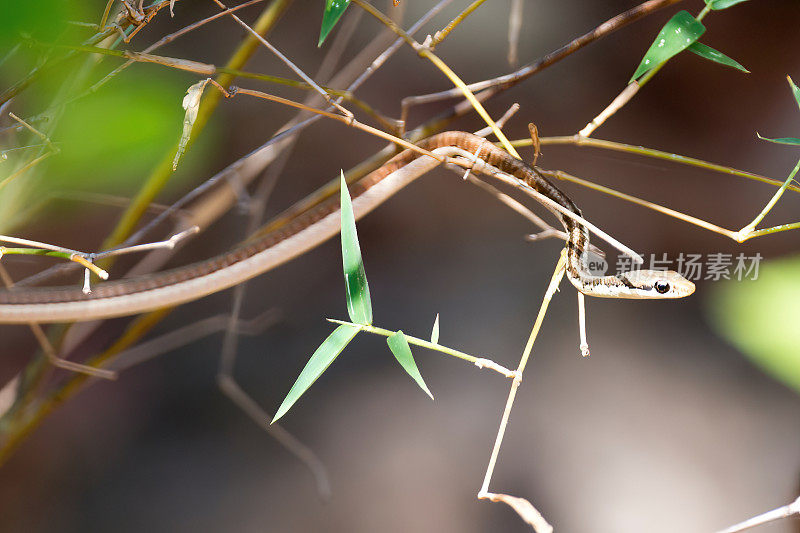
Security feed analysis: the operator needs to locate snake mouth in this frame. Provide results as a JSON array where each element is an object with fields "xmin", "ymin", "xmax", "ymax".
[{"xmin": 676, "ymin": 279, "xmax": 696, "ymax": 297}]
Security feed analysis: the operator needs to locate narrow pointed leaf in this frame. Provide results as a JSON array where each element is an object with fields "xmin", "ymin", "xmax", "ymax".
[
  {"xmin": 430, "ymin": 314, "xmax": 440, "ymax": 344},
  {"xmin": 705, "ymin": 0, "xmax": 749, "ymax": 10},
  {"xmin": 630, "ymin": 11, "xmax": 705, "ymax": 82},
  {"xmin": 319, "ymin": 0, "xmax": 350, "ymax": 47},
  {"xmin": 788, "ymin": 76, "xmax": 800, "ymax": 112},
  {"xmin": 173, "ymin": 79, "xmax": 208, "ymax": 170},
  {"xmin": 387, "ymin": 331, "xmax": 433, "ymax": 400},
  {"xmin": 340, "ymin": 171, "xmax": 373, "ymax": 325},
  {"xmin": 757, "ymin": 134, "xmax": 800, "ymax": 146},
  {"xmin": 687, "ymin": 42, "xmax": 748, "ymax": 73},
  {"xmin": 272, "ymin": 324, "xmax": 360, "ymax": 422}
]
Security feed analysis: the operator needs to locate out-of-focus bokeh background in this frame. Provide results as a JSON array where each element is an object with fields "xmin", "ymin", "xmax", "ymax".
[{"xmin": 0, "ymin": 1, "xmax": 799, "ymax": 531}]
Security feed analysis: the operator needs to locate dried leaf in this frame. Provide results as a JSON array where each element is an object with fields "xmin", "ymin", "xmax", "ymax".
[
  {"xmin": 488, "ymin": 493, "xmax": 553, "ymax": 533},
  {"xmin": 172, "ymin": 78, "xmax": 209, "ymax": 171}
]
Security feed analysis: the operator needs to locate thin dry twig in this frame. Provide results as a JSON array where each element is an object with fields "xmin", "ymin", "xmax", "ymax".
[
  {"xmin": 717, "ymin": 496, "xmax": 800, "ymax": 533},
  {"xmin": 0, "ymin": 113, "xmax": 60, "ymax": 192},
  {"xmin": 11, "ymin": 0, "xmax": 444, "ymax": 292},
  {"xmin": 214, "ymin": 10, "xmax": 367, "ymax": 498},
  {"xmin": 351, "ymin": 0, "xmax": 519, "ymax": 157},
  {"xmin": 477, "ymin": 251, "xmax": 566, "ymax": 532},
  {"xmin": 210, "ymin": 0, "xmax": 352, "ymax": 118},
  {"xmin": 401, "ymin": 0, "xmax": 683, "ymax": 119},
  {"xmin": 0, "ymin": 265, "xmax": 116, "ymax": 380},
  {"xmin": 110, "ymin": 310, "xmax": 280, "ymax": 371},
  {"xmin": 441, "ymin": 152, "xmax": 644, "ymax": 263},
  {"xmin": 429, "ymin": 0, "xmax": 489, "ymax": 48},
  {"xmin": 507, "ymin": 0, "xmax": 523, "ymax": 66}
]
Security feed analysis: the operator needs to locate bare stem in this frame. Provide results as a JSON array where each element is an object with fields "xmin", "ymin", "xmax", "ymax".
[
  {"xmin": 478, "ymin": 250, "xmax": 566, "ymax": 529},
  {"xmin": 429, "ymin": 0, "xmax": 489, "ymax": 48},
  {"xmin": 326, "ymin": 319, "xmax": 517, "ymax": 378},
  {"xmin": 351, "ymin": 0, "xmax": 519, "ymax": 158},
  {"xmin": 717, "ymin": 496, "xmax": 800, "ymax": 533}
]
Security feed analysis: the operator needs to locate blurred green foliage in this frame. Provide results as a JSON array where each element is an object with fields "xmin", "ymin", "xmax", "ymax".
[
  {"xmin": 0, "ymin": 0, "xmax": 77, "ymax": 48},
  {"xmin": 49, "ymin": 77, "xmax": 185, "ymax": 191},
  {"xmin": 0, "ymin": 1, "xmax": 220, "ymax": 230},
  {"xmin": 709, "ymin": 255, "xmax": 800, "ymax": 393}
]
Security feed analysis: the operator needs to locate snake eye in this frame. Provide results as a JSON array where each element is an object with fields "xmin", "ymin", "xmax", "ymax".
[{"xmin": 654, "ymin": 280, "xmax": 670, "ymax": 294}]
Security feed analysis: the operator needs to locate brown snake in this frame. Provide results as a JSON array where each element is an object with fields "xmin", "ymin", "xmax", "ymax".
[{"xmin": 0, "ymin": 131, "xmax": 694, "ymax": 323}]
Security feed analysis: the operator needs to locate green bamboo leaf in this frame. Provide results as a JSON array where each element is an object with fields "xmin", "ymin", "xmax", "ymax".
[
  {"xmin": 340, "ymin": 171, "xmax": 373, "ymax": 325},
  {"xmin": 788, "ymin": 76, "xmax": 800, "ymax": 112},
  {"xmin": 319, "ymin": 0, "xmax": 350, "ymax": 47},
  {"xmin": 430, "ymin": 314, "xmax": 440, "ymax": 344},
  {"xmin": 387, "ymin": 331, "xmax": 433, "ymax": 400},
  {"xmin": 687, "ymin": 42, "xmax": 748, "ymax": 73},
  {"xmin": 705, "ymin": 0, "xmax": 749, "ymax": 10},
  {"xmin": 708, "ymin": 255, "xmax": 800, "ymax": 393},
  {"xmin": 630, "ymin": 11, "xmax": 705, "ymax": 82},
  {"xmin": 272, "ymin": 324, "xmax": 360, "ymax": 422},
  {"xmin": 756, "ymin": 134, "xmax": 800, "ymax": 146}
]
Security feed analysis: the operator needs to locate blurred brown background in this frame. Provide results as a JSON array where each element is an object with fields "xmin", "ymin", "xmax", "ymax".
[{"xmin": 1, "ymin": 0, "xmax": 799, "ymax": 531}]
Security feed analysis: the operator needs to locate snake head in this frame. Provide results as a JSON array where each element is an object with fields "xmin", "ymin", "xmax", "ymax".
[{"xmin": 619, "ymin": 269, "xmax": 696, "ymax": 299}]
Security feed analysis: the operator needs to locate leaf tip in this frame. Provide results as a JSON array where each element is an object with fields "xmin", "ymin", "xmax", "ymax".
[
  {"xmin": 271, "ymin": 406, "xmax": 287, "ymax": 424},
  {"xmin": 431, "ymin": 313, "xmax": 440, "ymax": 344}
]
